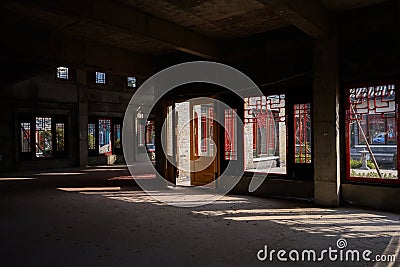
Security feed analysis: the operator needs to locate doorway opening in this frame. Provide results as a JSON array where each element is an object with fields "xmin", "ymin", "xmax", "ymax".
[{"xmin": 165, "ymin": 98, "xmax": 218, "ymax": 187}]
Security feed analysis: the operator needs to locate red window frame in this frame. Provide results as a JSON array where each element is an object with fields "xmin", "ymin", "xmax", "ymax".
[
  {"xmin": 244, "ymin": 95, "xmax": 287, "ymax": 174},
  {"xmin": 344, "ymin": 80, "xmax": 400, "ymax": 184},
  {"xmin": 201, "ymin": 110, "xmax": 207, "ymax": 153},
  {"xmin": 294, "ymin": 103, "xmax": 312, "ymax": 164},
  {"xmin": 224, "ymin": 109, "xmax": 238, "ymax": 160}
]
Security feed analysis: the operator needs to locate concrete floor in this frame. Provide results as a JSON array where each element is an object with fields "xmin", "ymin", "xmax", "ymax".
[{"xmin": 1, "ymin": 164, "xmax": 399, "ymax": 266}]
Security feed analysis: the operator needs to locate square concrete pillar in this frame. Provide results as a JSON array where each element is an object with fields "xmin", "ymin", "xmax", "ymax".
[
  {"xmin": 77, "ymin": 69, "xmax": 88, "ymax": 167},
  {"xmin": 313, "ymin": 35, "xmax": 340, "ymax": 207}
]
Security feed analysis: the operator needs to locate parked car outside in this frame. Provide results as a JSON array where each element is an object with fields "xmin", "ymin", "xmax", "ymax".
[{"xmin": 372, "ymin": 133, "xmax": 385, "ymax": 144}]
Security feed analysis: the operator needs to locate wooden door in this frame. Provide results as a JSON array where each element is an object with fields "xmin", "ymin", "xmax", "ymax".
[{"xmin": 190, "ymin": 99, "xmax": 218, "ymax": 186}]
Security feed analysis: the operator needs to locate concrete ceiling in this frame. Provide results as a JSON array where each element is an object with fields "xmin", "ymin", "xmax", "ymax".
[
  {"xmin": 320, "ymin": 0, "xmax": 390, "ymax": 11},
  {"xmin": 0, "ymin": 0, "xmax": 392, "ymax": 63},
  {"xmin": 0, "ymin": 2, "xmax": 175, "ymax": 56},
  {"xmin": 118, "ymin": 0, "xmax": 391, "ymax": 39},
  {"xmin": 118, "ymin": 0, "xmax": 291, "ymax": 39}
]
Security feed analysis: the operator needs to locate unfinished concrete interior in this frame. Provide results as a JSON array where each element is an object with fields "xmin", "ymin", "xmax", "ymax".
[{"xmin": 1, "ymin": 0, "xmax": 400, "ymax": 266}]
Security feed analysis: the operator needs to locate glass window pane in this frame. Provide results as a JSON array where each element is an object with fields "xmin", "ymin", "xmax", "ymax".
[
  {"xmin": 347, "ymin": 84, "xmax": 398, "ymax": 180},
  {"xmin": 20, "ymin": 122, "xmax": 31, "ymax": 152},
  {"xmin": 127, "ymin": 76, "xmax": 136, "ymax": 88},
  {"xmin": 96, "ymin": 72, "xmax": 106, "ymax": 84},
  {"xmin": 99, "ymin": 119, "xmax": 111, "ymax": 154},
  {"xmin": 56, "ymin": 67, "xmax": 69, "ymax": 79},
  {"xmin": 387, "ymin": 117, "xmax": 396, "ymax": 144},
  {"xmin": 35, "ymin": 117, "xmax": 52, "ymax": 158},
  {"xmin": 369, "ymin": 115, "xmax": 386, "ymax": 144},
  {"xmin": 88, "ymin": 123, "xmax": 96, "ymax": 150},
  {"xmin": 193, "ymin": 104, "xmax": 214, "ymax": 157},
  {"xmin": 294, "ymin": 103, "xmax": 312, "ymax": 163}
]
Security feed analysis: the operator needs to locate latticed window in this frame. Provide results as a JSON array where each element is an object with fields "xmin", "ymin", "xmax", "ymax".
[
  {"xmin": 88, "ymin": 119, "xmax": 123, "ymax": 155},
  {"xmin": 35, "ymin": 117, "xmax": 52, "ymax": 158},
  {"xmin": 99, "ymin": 119, "xmax": 111, "ymax": 154},
  {"xmin": 224, "ymin": 109, "xmax": 237, "ymax": 160},
  {"xmin": 346, "ymin": 83, "xmax": 398, "ymax": 183},
  {"xmin": 19, "ymin": 116, "xmax": 67, "ymax": 159},
  {"xmin": 20, "ymin": 123, "xmax": 31, "ymax": 152},
  {"xmin": 244, "ymin": 95, "xmax": 286, "ymax": 174},
  {"xmin": 294, "ymin": 103, "xmax": 312, "ymax": 163}
]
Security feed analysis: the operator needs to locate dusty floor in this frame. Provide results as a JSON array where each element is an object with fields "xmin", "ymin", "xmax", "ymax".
[{"xmin": 1, "ymin": 164, "xmax": 399, "ymax": 266}]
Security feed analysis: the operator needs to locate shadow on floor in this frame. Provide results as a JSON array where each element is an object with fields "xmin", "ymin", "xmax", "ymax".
[{"xmin": 0, "ymin": 164, "xmax": 399, "ymax": 266}]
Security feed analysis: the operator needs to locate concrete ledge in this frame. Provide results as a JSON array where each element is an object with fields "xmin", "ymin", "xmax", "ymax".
[
  {"xmin": 231, "ymin": 176, "xmax": 313, "ymax": 199},
  {"xmin": 17, "ymin": 159, "xmax": 75, "ymax": 171},
  {"xmin": 88, "ymin": 155, "xmax": 125, "ymax": 166},
  {"xmin": 342, "ymin": 183, "xmax": 400, "ymax": 212}
]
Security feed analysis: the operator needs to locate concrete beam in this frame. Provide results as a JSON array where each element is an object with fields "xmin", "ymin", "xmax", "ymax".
[
  {"xmin": 4, "ymin": 0, "xmax": 219, "ymax": 59},
  {"xmin": 261, "ymin": 0, "xmax": 330, "ymax": 38},
  {"xmin": 0, "ymin": 25, "xmax": 156, "ymax": 77}
]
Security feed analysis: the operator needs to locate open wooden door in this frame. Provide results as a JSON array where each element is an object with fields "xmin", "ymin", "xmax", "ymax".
[
  {"xmin": 190, "ymin": 98, "xmax": 218, "ymax": 186},
  {"xmin": 163, "ymin": 98, "xmax": 219, "ymax": 187},
  {"xmin": 163, "ymin": 102, "xmax": 176, "ymax": 184}
]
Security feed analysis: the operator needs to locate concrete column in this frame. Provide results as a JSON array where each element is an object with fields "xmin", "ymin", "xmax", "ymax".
[
  {"xmin": 0, "ymin": 104, "xmax": 14, "ymax": 171},
  {"xmin": 313, "ymin": 34, "xmax": 340, "ymax": 207},
  {"xmin": 77, "ymin": 69, "xmax": 88, "ymax": 167}
]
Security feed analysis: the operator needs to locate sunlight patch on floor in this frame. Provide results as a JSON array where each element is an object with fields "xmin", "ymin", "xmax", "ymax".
[
  {"xmin": 58, "ymin": 187, "xmax": 121, "ymax": 192},
  {"xmin": 192, "ymin": 207, "xmax": 400, "ymax": 239},
  {"xmin": 0, "ymin": 177, "xmax": 37, "ymax": 181},
  {"xmin": 58, "ymin": 187, "xmax": 250, "ymax": 206},
  {"xmin": 35, "ymin": 172, "xmax": 85, "ymax": 176}
]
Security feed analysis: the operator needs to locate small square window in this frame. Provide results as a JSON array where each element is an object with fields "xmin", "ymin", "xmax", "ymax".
[
  {"xmin": 127, "ymin": 76, "xmax": 136, "ymax": 88},
  {"xmin": 96, "ymin": 72, "xmax": 106, "ymax": 84},
  {"xmin": 56, "ymin": 67, "xmax": 69, "ymax": 80}
]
